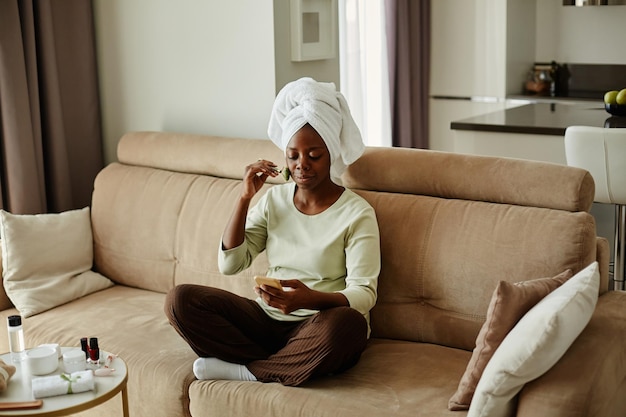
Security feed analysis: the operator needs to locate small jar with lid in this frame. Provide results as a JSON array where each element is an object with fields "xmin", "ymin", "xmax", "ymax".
[{"xmin": 63, "ymin": 349, "xmax": 87, "ymax": 374}]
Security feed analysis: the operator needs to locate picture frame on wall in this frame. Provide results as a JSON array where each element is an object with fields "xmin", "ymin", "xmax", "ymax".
[{"xmin": 290, "ymin": 0, "xmax": 337, "ymax": 62}]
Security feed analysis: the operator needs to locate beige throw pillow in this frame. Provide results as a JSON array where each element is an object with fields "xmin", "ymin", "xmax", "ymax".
[
  {"xmin": 467, "ymin": 261, "xmax": 599, "ymax": 417},
  {"xmin": 0, "ymin": 207, "xmax": 113, "ymax": 317},
  {"xmin": 448, "ymin": 269, "xmax": 572, "ymax": 411}
]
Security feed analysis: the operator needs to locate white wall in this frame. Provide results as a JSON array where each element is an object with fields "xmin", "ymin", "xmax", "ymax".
[
  {"xmin": 536, "ymin": 0, "xmax": 626, "ymax": 64},
  {"xmin": 93, "ymin": 0, "xmax": 276, "ymax": 163}
]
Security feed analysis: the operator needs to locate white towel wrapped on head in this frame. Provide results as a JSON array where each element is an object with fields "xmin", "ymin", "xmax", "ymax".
[
  {"xmin": 31, "ymin": 370, "xmax": 95, "ymax": 399},
  {"xmin": 267, "ymin": 77, "xmax": 364, "ymax": 184}
]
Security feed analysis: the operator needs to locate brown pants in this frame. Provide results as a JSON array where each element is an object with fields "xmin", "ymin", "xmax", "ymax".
[{"xmin": 164, "ymin": 284, "xmax": 367, "ymax": 386}]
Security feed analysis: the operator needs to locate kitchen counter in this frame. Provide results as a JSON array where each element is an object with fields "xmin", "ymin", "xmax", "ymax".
[{"xmin": 451, "ymin": 102, "xmax": 626, "ymax": 136}]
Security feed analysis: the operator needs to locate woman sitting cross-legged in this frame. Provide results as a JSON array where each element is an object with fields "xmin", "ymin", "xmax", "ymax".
[{"xmin": 164, "ymin": 77, "xmax": 381, "ymax": 386}]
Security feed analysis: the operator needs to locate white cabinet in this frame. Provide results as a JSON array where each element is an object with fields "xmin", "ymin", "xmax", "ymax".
[
  {"xmin": 430, "ymin": 0, "xmax": 536, "ymax": 99},
  {"xmin": 452, "ymin": 129, "xmax": 567, "ymax": 164},
  {"xmin": 429, "ymin": 98, "xmax": 527, "ymax": 152},
  {"xmin": 429, "ymin": 0, "xmax": 536, "ymax": 152},
  {"xmin": 429, "ymin": 98, "xmax": 502, "ymax": 152},
  {"xmin": 430, "ymin": 0, "xmax": 507, "ymax": 98}
]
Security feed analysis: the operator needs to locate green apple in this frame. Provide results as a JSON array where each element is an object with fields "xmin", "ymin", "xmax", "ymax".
[
  {"xmin": 617, "ymin": 88, "xmax": 626, "ymax": 105},
  {"xmin": 605, "ymin": 90, "xmax": 619, "ymax": 104}
]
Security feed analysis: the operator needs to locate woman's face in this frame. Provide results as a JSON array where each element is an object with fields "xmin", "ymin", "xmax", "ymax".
[{"xmin": 286, "ymin": 124, "xmax": 332, "ymax": 190}]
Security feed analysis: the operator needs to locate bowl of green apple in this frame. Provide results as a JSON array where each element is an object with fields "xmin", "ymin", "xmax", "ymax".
[{"xmin": 604, "ymin": 89, "xmax": 626, "ymax": 117}]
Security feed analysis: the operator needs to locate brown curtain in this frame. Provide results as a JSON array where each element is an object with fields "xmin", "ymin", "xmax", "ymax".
[
  {"xmin": 0, "ymin": 0, "xmax": 103, "ymax": 214},
  {"xmin": 386, "ymin": 0, "xmax": 430, "ymax": 149}
]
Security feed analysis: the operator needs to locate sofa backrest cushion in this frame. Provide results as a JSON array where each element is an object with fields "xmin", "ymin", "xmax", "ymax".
[
  {"xmin": 343, "ymin": 146, "xmax": 595, "ymax": 213},
  {"xmin": 116, "ymin": 131, "xmax": 286, "ymax": 184},
  {"xmin": 92, "ymin": 164, "xmax": 271, "ymax": 297},
  {"xmin": 360, "ymin": 189, "xmax": 598, "ymax": 350}
]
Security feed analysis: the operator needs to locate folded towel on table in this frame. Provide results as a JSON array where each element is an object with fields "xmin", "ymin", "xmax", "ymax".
[
  {"xmin": 267, "ymin": 77, "xmax": 364, "ymax": 185},
  {"xmin": 32, "ymin": 370, "xmax": 94, "ymax": 399}
]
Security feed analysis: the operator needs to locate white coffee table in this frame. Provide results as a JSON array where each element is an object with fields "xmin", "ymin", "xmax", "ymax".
[{"xmin": 0, "ymin": 347, "xmax": 129, "ymax": 416}]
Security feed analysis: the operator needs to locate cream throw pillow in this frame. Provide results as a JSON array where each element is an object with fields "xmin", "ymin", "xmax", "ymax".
[
  {"xmin": 0, "ymin": 207, "xmax": 114, "ymax": 317},
  {"xmin": 467, "ymin": 261, "xmax": 599, "ymax": 417}
]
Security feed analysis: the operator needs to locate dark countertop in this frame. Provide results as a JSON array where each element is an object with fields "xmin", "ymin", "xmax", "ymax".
[{"xmin": 451, "ymin": 102, "xmax": 626, "ymax": 136}]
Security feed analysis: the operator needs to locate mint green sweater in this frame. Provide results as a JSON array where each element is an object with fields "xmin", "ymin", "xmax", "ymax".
[{"xmin": 219, "ymin": 182, "xmax": 381, "ymax": 331}]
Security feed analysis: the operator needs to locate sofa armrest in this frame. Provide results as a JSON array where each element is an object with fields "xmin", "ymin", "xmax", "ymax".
[
  {"xmin": 0, "ymin": 288, "xmax": 11, "ymax": 311},
  {"xmin": 0, "ymin": 245, "xmax": 14, "ymax": 311},
  {"xmin": 516, "ymin": 290, "xmax": 626, "ymax": 417},
  {"xmin": 596, "ymin": 237, "xmax": 610, "ymax": 294}
]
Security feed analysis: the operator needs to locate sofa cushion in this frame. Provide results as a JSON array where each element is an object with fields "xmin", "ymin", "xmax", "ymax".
[
  {"xmin": 343, "ymin": 146, "xmax": 595, "ymax": 212},
  {"xmin": 116, "ymin": 131, "xmax": 285, "ymax": 184},
  {"xmin": 0, "ymin": 208, "xmax": 113, "ymax": 317},
  {"xmin": 189, "ymin": 338, "xmax": 472, "ymax": 417},
  {"xmin": 366, "ymin": 193, "xmax": 598, "ymax": 351},
  {"xmin": 448, "ymin": 269, "xmax": 572, "ymax": 411},
  {"xmin": 92, "ymin": 163, "xmax": 270, "ymax": 297},
  {"xmin": 467, "ymin": 261, "xmax": 599, "ymax": 417}
]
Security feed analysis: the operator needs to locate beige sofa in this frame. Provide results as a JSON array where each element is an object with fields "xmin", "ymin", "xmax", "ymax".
[{"xmin": 1, "ymin": 131, "xmax": 625, "ymax": 417}]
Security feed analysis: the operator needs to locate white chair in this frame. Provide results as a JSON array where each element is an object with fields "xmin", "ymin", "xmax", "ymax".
[{"xmin": 565, "ymin": 126, "xmax": 626, "ymax": 291}]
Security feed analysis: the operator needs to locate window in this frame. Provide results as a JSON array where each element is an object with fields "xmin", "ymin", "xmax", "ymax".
[{"xmin": 338, "ymin": 0, "xmax": 392, "ymax": 147}]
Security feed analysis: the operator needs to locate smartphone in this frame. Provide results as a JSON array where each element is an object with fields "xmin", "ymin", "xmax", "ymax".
[{"xmin": 254, "ymin": 276, "xmax": 283, "ymax": 289}]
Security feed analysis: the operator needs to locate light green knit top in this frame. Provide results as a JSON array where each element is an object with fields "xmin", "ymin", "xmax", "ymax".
[{"xmin": 219, "ymin": 182, "xmax": 381, "ymax": 332}]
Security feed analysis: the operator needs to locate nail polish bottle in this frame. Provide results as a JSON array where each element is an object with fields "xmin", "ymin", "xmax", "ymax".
[
  {"xmin": 87, "ymin": 337, "xmax": 100, "ymax": 368},
  {"xmin": 80, "ymin": 337, "xmax": 89, "ymax": 359}
]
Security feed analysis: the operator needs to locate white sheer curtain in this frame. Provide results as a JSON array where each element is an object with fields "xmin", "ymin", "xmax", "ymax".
[{"xmin": 338, "ymin": 0, "xmax": 392, "ymax": 147}]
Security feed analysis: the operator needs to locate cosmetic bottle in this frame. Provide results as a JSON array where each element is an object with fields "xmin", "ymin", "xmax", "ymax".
[
  {"xmin": 7, "ymin": 315, "xmax": 26, "ymax": 363},
  {"xmin": 80, "ymin": 337, "xmax": 89, "ymax": 359},
  {"xmin": 87, "ymin": 337, "xmax": 100, "ymax": 368}
]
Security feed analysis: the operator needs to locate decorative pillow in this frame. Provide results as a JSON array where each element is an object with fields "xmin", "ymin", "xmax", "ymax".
[
  {"xmin": 467, "ymin": 261, "xmax": 599, "ymax": 417},
  {"xmin": 448, "ymin": 269, "xmax": 572, "ymax": 411},
  {"xmin": 0, "ymin": 207, "xmax": 114, "ymax": 317}
]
